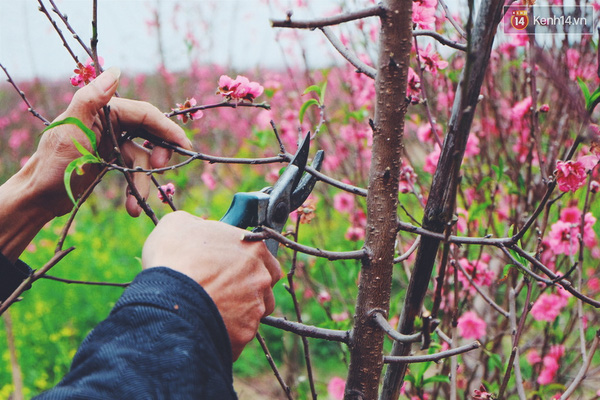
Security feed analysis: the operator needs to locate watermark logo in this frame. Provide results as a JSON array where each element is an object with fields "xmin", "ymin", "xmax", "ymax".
[
  {"xmin": 510, "ymin": 9, "xmax": 529, "ymax": 30},
  {"xmin": 503, "ymin": 5, "xmax": 595, "ymax": 35}
]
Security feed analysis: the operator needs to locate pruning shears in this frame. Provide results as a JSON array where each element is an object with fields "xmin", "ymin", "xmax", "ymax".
[{"xmin": 220, "ymin": 133, "xmax": 324, "ymax": 256}]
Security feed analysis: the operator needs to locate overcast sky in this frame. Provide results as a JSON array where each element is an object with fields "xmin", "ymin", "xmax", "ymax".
[{"xmin": 0, "ymin": 0, "xmax": 342, "ymax": 81}]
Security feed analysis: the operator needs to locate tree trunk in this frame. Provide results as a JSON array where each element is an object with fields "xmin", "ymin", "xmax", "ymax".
[
  {"xmin": 344, "ymin": 1, "xmax": 413, "ymax": 399},
  {"xmin": 380, "ymin": 0, "xmax": 505, "ymax": 398}
]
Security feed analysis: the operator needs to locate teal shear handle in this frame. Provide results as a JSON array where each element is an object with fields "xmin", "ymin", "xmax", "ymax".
[{"xmin": 220, "ymin": 192, "xmax": 270, "ymax": 229}]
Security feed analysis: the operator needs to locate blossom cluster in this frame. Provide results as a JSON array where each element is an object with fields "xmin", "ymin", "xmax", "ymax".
[
  {"xmin": 216, "ymin": 75, "xmax": 264, "ymax": 103},
  {"xmin": 70, "ymin": 58, "xmax": 102, "ymax": 87}
]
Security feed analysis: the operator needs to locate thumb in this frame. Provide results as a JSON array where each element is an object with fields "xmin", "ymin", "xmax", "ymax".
[{"xmin": 64, "ymin": 66, "xmax": 121, "ymax": 125}]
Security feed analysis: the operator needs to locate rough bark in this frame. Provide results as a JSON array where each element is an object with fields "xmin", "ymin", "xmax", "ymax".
[
  {"xmin": 380, "ymin": 0, "xmax": 505, "ymax": 398},
  {"xmin": 344, "ymin": 1, "xmax": 413, "ymax": 399}
]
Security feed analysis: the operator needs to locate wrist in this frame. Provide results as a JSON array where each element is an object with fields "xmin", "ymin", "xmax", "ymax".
[{"xmin": 0, "ymin": 159, "xmax": 55, "ymax": 262}]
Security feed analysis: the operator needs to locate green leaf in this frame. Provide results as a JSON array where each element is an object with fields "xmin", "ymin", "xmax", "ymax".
[
  {"xmin": 42, "ymin": 117, "xmax": 98, "ymax": 154},
  {"xmin": 589, "ymin": 86, "xmax": 600, "ymax": 113},
  {"xmin": 299, "ymin": 98, "xmax": 319, "ymax": 124},
  {"xmin": 71, "ymin": 137, "xmax": 95, "ymax": 158},
  {"xmin": 319, "ymin": 81, "xmax": 327, "ymax": 104},
  {"xmin": 63, "ymin": 155, "xmax": 101, "ymax": 205},
  {"xmin": 577, "ymin": 77, "xmax": 591, "ymax": 105},
  {"xmin": 468, "ymin": 200, "xmax": 490, "ymax": 222},
  {"xmin": 487, "ymin": 352, "xmax": 503, "ymax": 371},
  {"xmin": 423, "ymin": 375, "xmax": 451, "ymax": 386},
  {"xmin": 302, "ymin": 85, "xmax": 322, "ymax": 97},
  {"xmin": 501, "ymin": 264, "xmax": 516, "ymax": 280},
  {"xmin": 477, "ymin": 176, "xmax": 492, "ymax": 190}
]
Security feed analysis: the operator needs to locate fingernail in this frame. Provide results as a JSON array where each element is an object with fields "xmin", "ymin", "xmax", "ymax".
[{"xmin": 94, "ymin": 66, "xmax": 121, "ymax": 93}]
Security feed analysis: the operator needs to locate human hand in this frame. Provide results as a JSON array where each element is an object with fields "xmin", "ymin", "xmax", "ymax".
[
  {"xmin": 21, "ymin": 66, "xmax": 193, "ymax": 217},
  {"xmin": 141, "ymin": 211, "xmax": 282, "ymax": 360}
]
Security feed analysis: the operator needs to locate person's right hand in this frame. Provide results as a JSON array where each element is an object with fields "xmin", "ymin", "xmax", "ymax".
[{"xmin": 141, "ymin": 211, "xmax": 282, "ymax": 360}]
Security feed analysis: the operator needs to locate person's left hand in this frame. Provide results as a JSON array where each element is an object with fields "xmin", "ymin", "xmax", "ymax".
[{"xmin": 23, "ymin": 66, "xmax": 193, "ymax": 217}]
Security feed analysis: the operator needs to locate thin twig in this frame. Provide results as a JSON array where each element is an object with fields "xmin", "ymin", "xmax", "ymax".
[
  {"xmin": 560, "ymin": 330, "xmax": 600, "ymax": 400},
  {"xmin": 48, "ymin": 0, "xmax": 94, "ymax": 59},
  {"xmin": 507, "ymin": 287, "xmax": 527, "ymax": 399},
  {"xmin": 270, "ymin": 120, "xmax": 286, "ymax": 154},
  {"xmin": 0, "ymin": 63, "xmax": 50, "ymax": 125},
  {"xmin": 255, "ymin": 332, "xmax": 294, "ymax": 400},
  {"xmin": 393, "ymin": 236, "xmax": 420, "ymax": 263},
  {"xmin": 151, "ymin": 175, "xmax": 177, "ymax": 211},
  {"xmin": 414, "ymin": 37, "xmax": 444, "ymax": 147},
  {"xmin": 37, "ymin": 0, "xmax": 79, "ymax": 64},
  {"xmin": 0, "ymin": 248, "xmax": 75, "ymax": 315},
  {"xmin": 41, "ymin": 275, "xmax": 130, "ymax": 288},
  {"xmin": 244, "ymin": 227, "xmax": 366, "ymax": 260},
  {"xmin": 271, "ymin": 4, "xmax": 385, "ymax": 29},
  {"xmin": 437, "ymin": 0, "xmax": 467, "ymax": 38},
  {"xmin": 286, "ymin": 218, "xmax": 317, "ymax": 400},
  {"xmin": 456, "ymin": 257, "xmax": 509, "ymax": 318},
  {"xmin": 510, "ymin": 245, "xmax": 600, "ymax": 308},
  {"xmin": 56, "ymin": 166, "xmax": 110, "ymax": 252},
  {"xmin": 104, "ymin": 107, "xmax": 159, "ymax": 224},
  {"xmin": 383, "ymin": 341, "xmax": 480, "ymax": 363},
  {"xmin": 413, "ymin": 30, "xmax": 467, "ymax": 51},
  {"xmin": 261, "ymin": 316, "xmax": 350, "ymax": 343},
  {"xmin": 498, "ymin": 280, "xmax": 533, "ymax": 399},
  {"xmin": 320, "ymin": 27, "xmax": 377, "ymax": 79},
  {"xmin": 166, "ymin": 100, "xmax": 270, "ymax": 118}
]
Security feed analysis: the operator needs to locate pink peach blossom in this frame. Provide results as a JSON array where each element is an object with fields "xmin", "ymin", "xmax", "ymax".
[
  {"xmin": 555, "ymin": 160, "xmax": 587, "ymax": 192},
  {"xmin": 157, "ymin": 182, "xmax": 176, "ymax": 203},
  {"xmin": 457, "ymin": 311, "xmax": 486, "ymax": 339},
  {"xmin": 419, "ymin": 44, "xmax": 448, "ymax": 75},
  {"xmin": 317, "ymin": 290, "xmax": 332, "ymax": 305},
  {"xmin": 334, "ymin": 192, "xmax": 355, "ymax": 214},
  {"xmin": 424, "ymin": 145, "xmax": 441, "ymax": 174},
  {"xmin": 327, "ymin": 377, "xmax": 345, "ymax": 400},
  {"xmin": 530, "ymin": 293, "xmax": 567, "ymax": 322},
  {"xmin": 345, "ymin": 226, "xmax": 365, "ymax": 242}
]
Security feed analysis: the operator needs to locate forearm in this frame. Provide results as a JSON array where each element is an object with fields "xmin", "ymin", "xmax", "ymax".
[
  {"xmin": 0, "ymin": 158, "xmax": 55, "ymax": 262},
  {"xmin": 35, "ymin": 268, "xmax": 237, "ymax": 399}
]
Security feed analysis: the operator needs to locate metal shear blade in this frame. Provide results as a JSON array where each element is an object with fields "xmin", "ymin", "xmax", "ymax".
[{"xmin": 220, "ymin": 133, "xmax": 324, "ymax": 256}]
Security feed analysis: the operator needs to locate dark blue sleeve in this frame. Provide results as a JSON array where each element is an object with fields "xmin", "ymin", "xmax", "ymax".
[{"xmin": 34, "ymin": 267, "xmax": 238, "ymax": 400}]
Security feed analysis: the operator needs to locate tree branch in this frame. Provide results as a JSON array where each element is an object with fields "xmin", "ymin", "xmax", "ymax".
[
  {"xmin": 271, "ymin": 4, "xmax": 385, "ymax": 29},
  {"xmin": 382, "ymin": 0, "xmax": 505, "ymax": 395},
  {"xmin": 244, "ymin": 227, "xmax": 366, "ymax": 261},
  {"xmin": 383, "ymin": 341, "xmax": 480, "ymax": 363},
  {"xmin": 255, "ymin": 332, "xmax": 294, "ymax": 400},
  {"xmin": 0, "ymin": 248, "xmax": 75, "ymax": 315},
  {"xmin": 37, "ymin": 0, "xmax": 79, "ymax": 64},
  {"xmin": 0, "ymin": 63, "xmax": 50, "ymax": 125},
  {"xmin": 373, "ymin": 311, "xmax": 422, "ymax": 343},
  {"xmin": 41, "ymin": 275, "xmax": 130, "ymax": 288},
  {"xmin": 261, "ymin": 316, "xmax": 350, "ymax": 343},
  {"xmin": 413, "ymin": 30, "xmax": 467, "ymax": 51},
  {"xmin": 320, "ymin": 27, "xmax": 377, "ymax": 79}
]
